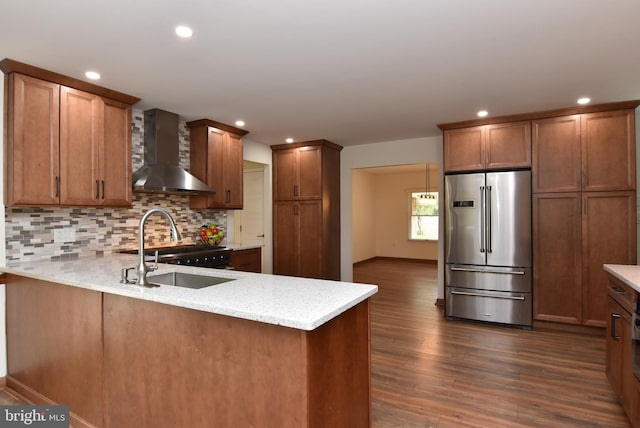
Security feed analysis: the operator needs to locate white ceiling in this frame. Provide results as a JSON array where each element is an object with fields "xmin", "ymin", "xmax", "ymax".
[{"xmin": 2, "ymin": 1, "xmax": 639, "ymax": 147}]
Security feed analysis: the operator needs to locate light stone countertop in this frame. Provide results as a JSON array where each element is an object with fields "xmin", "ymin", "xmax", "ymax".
[
  {"xmin": 603, "ymin": 264, "xmax": 640, "ymax": 294},
  {"xmin": 1, "ymin": 254, "xmax": 378, "ymax": 331}
]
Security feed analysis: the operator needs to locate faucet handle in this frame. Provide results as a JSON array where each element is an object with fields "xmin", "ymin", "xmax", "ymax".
[
  {"xmin": 148, "ymin": 250, "xmax": 159, "ymax": 271},
  {"xmin": 120, "ymin": 267, "xmax": 137, "ymax": 284}
]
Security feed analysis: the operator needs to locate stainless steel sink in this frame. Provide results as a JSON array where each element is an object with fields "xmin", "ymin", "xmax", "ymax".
[{"xmin": 147, "ymin": 271, "xmax": 235, "ymax": 289}]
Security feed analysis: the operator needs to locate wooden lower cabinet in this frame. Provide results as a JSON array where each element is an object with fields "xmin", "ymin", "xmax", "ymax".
[
  {"xmin": 534, "ymin": 191, "xmax": 636, "ymax": 326},
  {"xmin": 5, "ymin": 275, "xmax": 103, "ymax": 428},
  {"xmin": 5, "ymin": 274, "xmax": 371, "ymax": 427},
  {"xmin": 274, "ymin": 200, "xmax": 325, "ymax": 279},
  {"xmin": 605, "ymin": 275, "xmax": 638, "ymax": 427},
  {"xmin": 230, "ymin": 247, "xmax": 262, "ymax": 272}
]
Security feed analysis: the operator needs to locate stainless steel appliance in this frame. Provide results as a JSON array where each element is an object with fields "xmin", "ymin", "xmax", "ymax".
[
  {"xmin": 118, "ymin": 244, "xmax": 232, "ymax": 269},
  {"xmin": 445, "ymin": 170, "xmax": 532, "ymax": 327}
]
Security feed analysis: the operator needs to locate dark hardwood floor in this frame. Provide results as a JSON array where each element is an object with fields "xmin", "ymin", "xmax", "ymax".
[{"xmin": 354, "ymin": 258, "xmax": 630, "ymax": 428}]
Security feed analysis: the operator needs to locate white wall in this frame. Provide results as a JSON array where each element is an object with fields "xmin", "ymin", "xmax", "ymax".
[
  {"xmin": 351, "ymin": 169, "xmax": 377, "ymax": 263},
  {"xmin": 341, "ymin": 136, "xmax": 444, "ymax": 298}
]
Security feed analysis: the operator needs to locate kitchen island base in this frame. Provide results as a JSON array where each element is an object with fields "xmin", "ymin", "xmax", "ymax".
[{"xmin": 6, "ymin": 274, "xmax": 371, "ymax": 427}]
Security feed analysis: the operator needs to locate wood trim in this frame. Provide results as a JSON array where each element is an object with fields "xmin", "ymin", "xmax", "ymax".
[
  {"xmin": 435, "ymin": 298, "xmax": 445, "ymax": 307},
  {"xmin": 0, "ymin": 273, "xmax": 5, "ymax": 283},
  {"xmin": 532, "ymin": 320, "xmax": 604, "ymax": 336},
  {"xmin": 6, "ymin": 377, "xmax": 95, "ymax": 428},
  {"xmin": 437, "ymin": 100, "xmax": 640, "ymax": 130},
  {"xmin": 186, "ymin": 118, "xmax": 249, "ymax": 136},
  {"xmin": 271, "ymin": 139, "xmax": 343, "ymax": 152},
  {"xmin": 0, "ymin": 58, "xmax": 140, "ymax": 105}
]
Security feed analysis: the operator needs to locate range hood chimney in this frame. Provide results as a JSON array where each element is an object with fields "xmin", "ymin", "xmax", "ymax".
[{"xmin": 132, "ymin": 109, "xmax": 215, "ymax": 195}]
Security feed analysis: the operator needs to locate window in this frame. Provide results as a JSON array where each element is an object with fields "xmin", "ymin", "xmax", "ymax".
[{"xmin": 410, "ymin": 191, "xmax": 438, "ymax": 240}]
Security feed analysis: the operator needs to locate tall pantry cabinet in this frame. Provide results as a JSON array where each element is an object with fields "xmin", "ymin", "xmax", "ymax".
[
  {"xmin": 272, "ymin": 140, "xmax": 342, "ymax": 280},
  {"xmin": 532, "ymin": 108, "xmax": 637, "ymax": 327}
]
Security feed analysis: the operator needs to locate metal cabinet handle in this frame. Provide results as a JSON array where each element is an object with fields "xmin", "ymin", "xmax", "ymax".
[
  {"xmin": 611, "ymin": 313, "xmax": 621, "ymax": 340},
  {"xmin": 294, "ymin": 185, "xmax": 299, "ymax": 197},
  {"xmin": 450, "ymin": 290, "xmax": 525, "ymax": 301},
  {"xmin": 101, "ymin": 180, "xmax": 105, "ymax": 199},
  {"xmin": 450, "ymin": 267, "xmax": 525, "ymax": 275},
  {"xmin": 55, "ymin": 176, "xmax": 60, "ymax": 197},
  {"xmin": 479, "ymin": 186, "xmax": 485, "ymax": 253},
  {"xmin": 486, "ymin": 185, "xmax": 492, "ymax": 253},
  {"xmin": 225, "ymin": 190, "xmax": 231, "ymax": 204}
]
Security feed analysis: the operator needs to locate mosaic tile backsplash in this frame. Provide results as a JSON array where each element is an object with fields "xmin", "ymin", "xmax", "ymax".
[{"xmin": 5, "ymin": 109, "xmax": 227, "ymax": 262}]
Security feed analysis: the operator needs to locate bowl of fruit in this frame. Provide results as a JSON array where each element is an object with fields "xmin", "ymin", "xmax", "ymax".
[{"xmin": 198, "ymin": 224, "xmax": 225, "ymax": 246}]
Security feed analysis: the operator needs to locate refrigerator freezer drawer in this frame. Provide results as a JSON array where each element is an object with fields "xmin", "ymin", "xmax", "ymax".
[
  {"xmin": 446, "ymin": 264, "xmax": 531, "ymax": 293},
  {"xmin": 446, "ymin": 287, "xmax": 532, "ymax": 327}
]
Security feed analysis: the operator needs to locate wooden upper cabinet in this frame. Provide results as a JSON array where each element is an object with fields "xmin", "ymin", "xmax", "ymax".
[
  {"xmin": 101, "ymin": 98, "xmax": 133, "ymax": 206},
  {"xmin": 2, "ymin": 61, "xmax": 138, "ymax": 207},
  {"xmin": 4, "ymin": 73, "xmax": 60, "ymax": 206},
  {"xmin": 444, "ymin": 121, "xmax": 531, "ymax": 172},
  {"xmin": 443, "ymin": 126, "xmax": 484, "ymax": 172},
  {"xmin": 581, "ymin": 110, "xmax": 635, "ymax": 192},
  {"xmin": 187, "ymin": 119, "xmax": 247, "ymax": 210},
  {"xmin": 532, "ymin": 115, "xmax": 581, "ymax": 193},
  {"xmin": 59, "ymin": 87, "xmax": 102, "ymax": 205},
  {"xmin": 532, "ymin": 110, "xmax": 636, "ymax": 193},
  {"xmin": 273, "ymin": 145, "xmax": 322, "ymax": 200}
]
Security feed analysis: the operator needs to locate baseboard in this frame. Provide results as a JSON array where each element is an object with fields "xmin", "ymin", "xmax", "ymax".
[
  {"xmin": 532, "ymin": 320, "xmax": 605, "ymax": 336},
  {"xmin": 6, "ymin": 376, "xmax": 95, "ymax": 428},
  {"xmin": 353, "ymin": 256, "xmax": 437, "ymax": 266},
  {"xmin": 435, "ymin": 298, "xmax": 444, "ymax": 307}
]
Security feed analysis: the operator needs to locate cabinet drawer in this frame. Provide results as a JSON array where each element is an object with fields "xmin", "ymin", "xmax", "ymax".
[
  {"xmin": 608, "ymin": 276, "xmax": 637, "ymax": 314},
  {"xmin": 446, "ymin": 287, "xmax": 532, "ymax": 327}
]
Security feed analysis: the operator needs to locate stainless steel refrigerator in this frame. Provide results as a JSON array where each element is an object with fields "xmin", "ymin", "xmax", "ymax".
[{"xmin": 445, "ymin": 170, "xmax": 532, "ymax": 327}]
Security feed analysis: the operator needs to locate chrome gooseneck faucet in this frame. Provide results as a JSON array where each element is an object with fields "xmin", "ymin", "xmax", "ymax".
[{"xmin": 136, "ymin": 208, "xmax": 182, "ymax": 287}]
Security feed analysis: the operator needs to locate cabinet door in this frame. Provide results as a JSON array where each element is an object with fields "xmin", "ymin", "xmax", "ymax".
[
  {"xmin": 297, "ymin": 146, "xmax": 322, "ymax": 199},
  {"xmin": 582, "ymin": 110, "xmax": 636, "ymax": 191},
  {"xmin": 297, "ymin": 200, "xmax": 323, "ymax": 279},
  {"xmin": 205, "ymin": 128, "xmax": 226, "ymax": 208},
  {"xmin": 443, "ymin": 126, "xmax": 484, "ymax": 172},
  {"xmin": 273, "ymin": 201, "xmax": 299, "ymax": 276},
  {"xmin": 59, "ymin": 87, "xmax": 102, "ymax": 206},
  {"xmin": 582, "ymin": 191, "xmax": 636, "ymax": 327},
  {"xmin": 533, "ymin": 193, "xmax": 582, "ymax": 323},
  {"xmin": 5, "ymin": 73, "xmax": 60, "ymax": 206},
  {"xmin": 532, "ymin": 115, "xmax": 581, "ymax": 193},
  {"xmin": 273, "ymin": 149, "xmax": 298, "ymax": 201},
  {"xmin": 101, "ymin": 98, "xmax": 132, "ymax": 206},
  {"xmin": 223, "ymin": 133, "xmax": 243, "ymax": 209},
  {"xmin": 606, "ymin": 296, "xmax": 624, "ymax": 399},
  {"xmin": 485, "ymin": 121, "xmax": 531, "ymax": 170}
]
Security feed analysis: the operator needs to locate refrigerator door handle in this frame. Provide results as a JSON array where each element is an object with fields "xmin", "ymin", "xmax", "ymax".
[
  {"xmin": 486, "ymin": 185, "xmax": 492, "ymax": 253},
  {"xmin": 450, "ymin": 266, "xmax": 526, "ymax": 275},
  {"xmin": 450, "ymin": 290, "xmax": 526, "ymax": 301},
  {"xmin": 480, "ymin": 186, "xmax": 486, "ymax": 253}
]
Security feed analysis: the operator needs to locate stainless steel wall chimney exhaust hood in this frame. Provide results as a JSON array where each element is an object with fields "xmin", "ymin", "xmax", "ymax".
[{"xmin": 132, "ymin": 109, "xmax": 215, "ymax": 195}]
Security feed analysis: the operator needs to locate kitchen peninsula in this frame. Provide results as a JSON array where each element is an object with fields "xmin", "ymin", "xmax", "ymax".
[{"xmin": 2, "ymin": 254, "xmax": 377, "ymax": 428}]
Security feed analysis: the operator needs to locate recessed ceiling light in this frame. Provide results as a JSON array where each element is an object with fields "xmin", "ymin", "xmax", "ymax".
[
  {"xmin": 286, "ymin": 138, "xmax": 294, "ymax": 143},
  {"xmin": 577, "ymin": 97, "xmax": 591, "ymax": 105},
  {"xmin": 175, "ymin": 25, "xmax": 193, "ymax": 38},
  {"xmin": 477, "ymin": 110, "xmax": 488, "ymax": 117},
  {"xmin": 85, "ymin": 71, "xmax": 100, "ymax": 80},
  {"xmin": 235, "ymin": 120, "xmax": 245, "ymax": 127}
]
